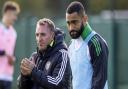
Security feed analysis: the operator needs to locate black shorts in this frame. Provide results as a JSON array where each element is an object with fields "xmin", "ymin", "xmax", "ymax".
[{"xmin": 0, "ymin": 80, "xmax": 12, "ymax": 89}]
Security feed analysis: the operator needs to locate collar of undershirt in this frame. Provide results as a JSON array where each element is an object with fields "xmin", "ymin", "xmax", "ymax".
[{"xmin": 81, "ymin": 23, "xmax": 92, "ymax": 40}]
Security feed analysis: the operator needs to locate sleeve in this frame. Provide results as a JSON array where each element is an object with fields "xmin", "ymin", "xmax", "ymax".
[
  {"xmin": 17, "ymin": 52, "xmax": 37, "ymax": 89},
  {"xmin": 31, "ymin": 49, "xmax": 69, "ymax": 89},
  {"xmin": 5, "ymin": 30, "xmax": 17, "ymax": 62},
  {"xmin": 17, "ymin": 74, "xmax": 33, "ymax": 89},
  {"xmin": 89, "ymin": 36, "xmax": 109, "ymax": 89},
  {"xmin": 0, "ymin": 26, "xmax": 6, "ymax": 56}
]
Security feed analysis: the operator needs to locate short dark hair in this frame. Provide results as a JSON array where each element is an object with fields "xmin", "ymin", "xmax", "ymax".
[
  {"xmin": 37, "ymin": 18, "xmax": 55, "ymax": 32},
  {"xmin": 2, "ymin": 1, "xmax": 20, "ymax": 14},
  {"xmin": 66, "ymin": 1, "xmax": 86, "ymax": 17}
]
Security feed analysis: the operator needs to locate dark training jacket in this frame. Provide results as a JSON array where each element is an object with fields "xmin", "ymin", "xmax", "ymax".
[{"xmin": 18, "ymin": 29, "xmax": 72, "ymax": 89}]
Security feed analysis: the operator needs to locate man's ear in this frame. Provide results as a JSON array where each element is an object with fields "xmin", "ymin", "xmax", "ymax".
[
  {"xmin": 52, "ymin": 31, "xmax": 55, "ymax": 39},
  {"xmin": 83, "ymin": 15, "xmax": 88, "ymax": 24}
]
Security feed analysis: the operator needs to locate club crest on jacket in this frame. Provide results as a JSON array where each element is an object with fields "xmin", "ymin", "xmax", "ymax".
[{"xmin": 45, "ymin": 61, "xmax": 51, "ymax": 71}]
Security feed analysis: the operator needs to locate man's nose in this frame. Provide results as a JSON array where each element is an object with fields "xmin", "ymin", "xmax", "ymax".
[
  {"xmin": 37, "ymin": 35, "xmax": 42, "ymax": 42},
  {"xmin": 69, "ymin": 25, "xmax": 75, "ymax": 31}
]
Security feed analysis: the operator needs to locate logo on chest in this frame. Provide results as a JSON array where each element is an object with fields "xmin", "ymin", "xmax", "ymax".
[{"xmin": 45, "ymin": 61, "xmax": 51, "ymax": 71}]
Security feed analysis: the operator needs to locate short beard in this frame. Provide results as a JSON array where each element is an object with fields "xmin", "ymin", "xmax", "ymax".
[{"xmin": 69, "ymin": 23, "xmax": 84, "ymax": 39}]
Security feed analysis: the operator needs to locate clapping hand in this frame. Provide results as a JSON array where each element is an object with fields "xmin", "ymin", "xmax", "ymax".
[{"xmin": 20, "ymin": 58, "xmax": 36, "ymax": 76}]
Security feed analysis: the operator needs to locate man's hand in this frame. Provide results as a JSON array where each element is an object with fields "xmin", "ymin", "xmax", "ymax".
[
  {"xmin": 20, "ymin": 58, "xmax": 36, "ymax": 76},
  {"xmin": 6, "ymin": 55, "xmax": 15, "ymax": 66}
]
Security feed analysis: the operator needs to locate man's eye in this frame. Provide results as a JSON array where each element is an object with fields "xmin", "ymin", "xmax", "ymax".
[
  {"xmin": 41, "ymin": 33, "xmax": 45, "ymax": 36},
  {"xmin": 36, "ymin": 34, "xmax": 39, "ymax": 37},
  {"xmin": 67, "ymin": 21, "xmax": 70, "ymax": 25},
  {"xmin": 73, "ymin": 20, "xmax": 79, "ymax": 25}
]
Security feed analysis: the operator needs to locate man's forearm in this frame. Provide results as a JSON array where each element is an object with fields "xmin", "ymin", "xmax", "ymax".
[{"xmin": 18, "ymin": 74, "xmax": 33, "ymax": 89}]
